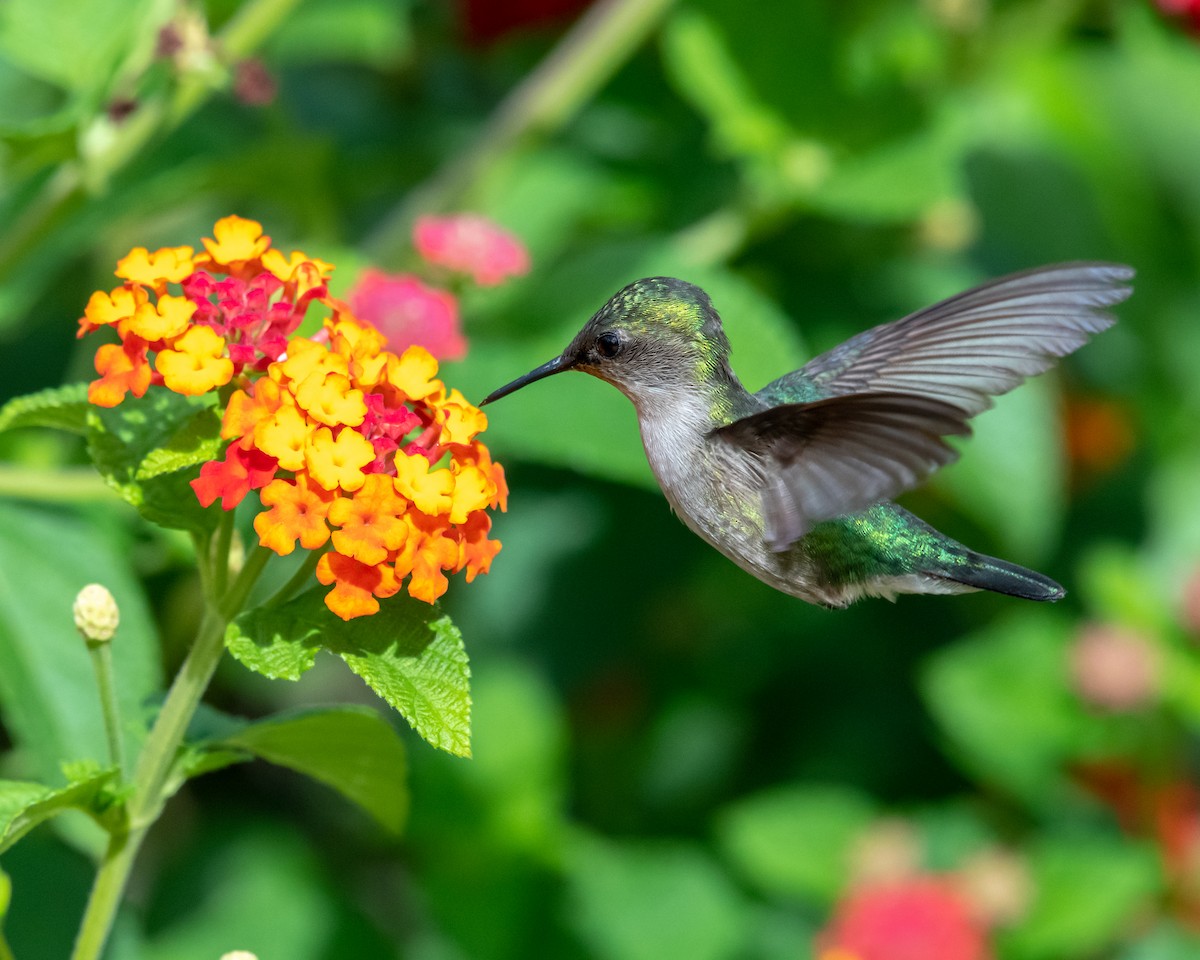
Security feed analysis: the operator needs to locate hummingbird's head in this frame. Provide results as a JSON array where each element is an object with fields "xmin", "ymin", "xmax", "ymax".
[{"xmin": 481, "ymin": 277, "xmax": 733, "ymax": 406}]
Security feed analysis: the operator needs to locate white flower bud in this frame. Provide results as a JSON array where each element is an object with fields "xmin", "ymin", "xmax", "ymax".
[
  {"xmin": 219, "ymin": 952, "xmax": 258, "ymax": 960},
  {"xmin": 73, "ymin": 584, "xmax": 120, "ymax": 645}
]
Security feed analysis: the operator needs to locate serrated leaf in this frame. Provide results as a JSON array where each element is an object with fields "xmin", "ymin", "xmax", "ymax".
[
  {"xmin": 86, "ymin": 391, "xmax": 220, "ymax": 534},
  {"xmin": 327, "ymin": 606, "xmax": 472, "ymax": 759},
  {"xmin": 0, "ymin": 383, "xmax": 90, "ymax": 436},
  {"xmin": 137, "ymin": 405, "xmax": 224, "ymax": 481},
  {"xmin": 222, "ymin": 706, "xmax": 408, "ymax": 834},
  {"xmin": 225, "ymin": 592, "xmax": 325, "ymax": 681},
  {"xmin": 227, "ymin": 588, "xmax": 472, "ymax": 756},
  {"xmin": 0, "ymin": 769, "xmax": 117, "ymax": 854},
  {"xmin": 716, "ymin": 784, "xmax": 875, "ymax": 904}
]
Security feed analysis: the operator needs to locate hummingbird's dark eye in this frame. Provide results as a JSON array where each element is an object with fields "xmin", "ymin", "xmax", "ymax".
[{"xmin": 595, "ymin": 331, "xmax": 622, "ymax": 359}]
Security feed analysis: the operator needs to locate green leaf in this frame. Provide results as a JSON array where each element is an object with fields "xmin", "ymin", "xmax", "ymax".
[
  {"xmin": 1000, "ymin": 834, "xmax": 1161, "ymax": 960},
  {"xmin": 0, "ymin": 0, "xmax": 154, "ymax": 93},
  {"xmin": 661, "ymin": 10, "xmax": 793, "ymax": 164},
  {"xmin": 920, "ymin": 610, "xmax": 1085, "ymax": 806},
  {"xmin": 327, "ymin": 605, "xmax": 472, "ymax": 759},
  {"xmin": 269, "ymin": 0, "xmax": 412, "ymax": 69},
  {"xmin": 222, "ymin": 706, "xmax": 408, "ymax": 834},
  {"xmin": 86, "ymin": 390, "xmax": 220, "ymax": 534},
  {"xmin": 0, "ymin": 768, "xmax": 116, "ymax": 854},
  {"xmin": 1118, "ymin": 923, "xmax": 1200, "ymax": 960},
  {"xmin": 227, "ymin": 588, "xmax": 472, "ymax": 757},
  {"xmin": 715, "ymin": 784, "xmax": 875, "ymax": 904},
  {"xmin": 0, "ymin": 502, "xmax": 163, "ymax": 785},
  {"xmin": 138, "ymin": 826, "xmax": 338, "ymax": 960},
  {"xmin": 136, "ymin": 405, "xmax": 223, "ymax": 481},
  {"xmin": 0, "ymin": 384, "xmax": 90, "ymax": 436},
  {"xmin": 566, "ymin": 831, "xmax": 750, "ymax": 960},
  {"xmin": 225, "ymin": 596, "xmax": 323, "ymax": 682}
]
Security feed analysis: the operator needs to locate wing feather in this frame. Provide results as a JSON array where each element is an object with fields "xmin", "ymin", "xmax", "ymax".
[
  {"xmin": 735, "ymin": 262, "xmax": 1132, "ymax": 549},
  {"xmin": 760, "ymin": 262, "xmax": 1133, "ymax": 415},
  {"xmin": 712, "ymin": 393, "xmax": 970, "ymax": 550}
]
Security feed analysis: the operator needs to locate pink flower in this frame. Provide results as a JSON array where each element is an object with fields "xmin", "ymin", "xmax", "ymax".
[
  {"xmin": 1181, "ymin": 565, "xmax": 1200, "ymax": 636},
  {"xmin": 1068, "ymin": 623, "xmax": 1162, "ymax": 712},
  {"xmin": 346, "ymin": 270, "xmax": 466, "ymax": 361},
  {"xmin": 817, "ymin": 878, "xmax": 992, "ymax": 960},
  {"xmin": 413, "ymin": 214, "xmax": 530, "ymax": 286}
]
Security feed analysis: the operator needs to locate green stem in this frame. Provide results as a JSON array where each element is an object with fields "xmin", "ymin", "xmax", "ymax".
[
  {"xmin": 88, "ymin": 642, "xmax": 127, "ymax": 780},
  {"xmin": 212, "ymin": 512, "xmax": 236, "ymax": 597},
  {"xmin": 0, "ymin": 466, "xmax": 113, "ymax": 502},
  {"xmin": 70, "ymin": 547, "xmax": 271, "ymax": 960},
  {"xmin": 364, "ymin": 0, "xmax": 679, "ymax": 261},
  {"xmin": 263, "ymin": 550, "xmax": 322, "ymax": 609}
]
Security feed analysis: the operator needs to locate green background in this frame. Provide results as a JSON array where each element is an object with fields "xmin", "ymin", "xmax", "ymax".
[{"xmin": 2, "ymin": 0, "xmax": 1200, "ymax": 956}]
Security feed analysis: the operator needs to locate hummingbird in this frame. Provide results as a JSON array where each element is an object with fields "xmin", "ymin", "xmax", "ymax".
[{"xmin": 480, "ymin": 264, "xmax": 1133, "ymax": 607}]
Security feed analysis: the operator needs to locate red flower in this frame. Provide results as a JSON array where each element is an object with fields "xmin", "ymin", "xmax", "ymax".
[
  {"xmin": 346, "ymin": 270, "xmax": 466, "ymax": 361},
  {"xmin": 1156, "ymin": 0, "xmax": 1200, "ymax": 33},
  {"xmin": 456, "ymin": 0, "xmax": 595, "ymax": 46},
  {"xmin": 818, "ymin": 878, "xmax": 992, "ymax": 960}
]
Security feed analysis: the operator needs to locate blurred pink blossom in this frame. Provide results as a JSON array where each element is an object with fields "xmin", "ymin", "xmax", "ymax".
[
  {"xmin": 1181, "ymin": 565, "xmax": 1200, "ymax": 636},
  {"xmin": 413, "ymin": 214, "xmax": 530, "ymax": 286},
  {"xmin": 1068, "ymin": 623, "xmax": 1162, "ymax": 712},
  {"xmin": 817, "ymin": 877, "xmax": 992, "ymax": 960},
  {"xmin": 347, "ymin": 270, "xmax": 467, "ymax": 361}
]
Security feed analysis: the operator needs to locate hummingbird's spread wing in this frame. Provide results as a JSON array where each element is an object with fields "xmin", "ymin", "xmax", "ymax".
[
  {"xmin": 758, "ymin": 262, "xmax": 1133, "ymax": 415},
  {"xmin": 711, "ymin": 392, "xmax": 971, "ymax": 551},
  {"xmin": 735, "ymin": 262, "xmax": 1132, "ymax": 550}
]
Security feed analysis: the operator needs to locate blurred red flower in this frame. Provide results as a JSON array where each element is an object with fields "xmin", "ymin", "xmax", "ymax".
[
  {"xmin": 1156, "ymin": 0, "xmax": 1200, "ymax": 32},
  {"xmin": 347, "ymin": 270, "xmax": 467, "ymax": 361},
  {"xmin": 456, "ymin": 0, "xmax": 594, "ymax": 46},
  {"xmin": 413, "ymin": 214, "xmax": 531, "ymax": 287},
  {"xmin": 817, "ymin": 877, "xmax": 992, "ymax": 960}
]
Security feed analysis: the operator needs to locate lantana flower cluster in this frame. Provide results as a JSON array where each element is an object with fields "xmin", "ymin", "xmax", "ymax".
[{"xmin": 79, "ymin": 215, "xmax": 506, "ymax": 619}]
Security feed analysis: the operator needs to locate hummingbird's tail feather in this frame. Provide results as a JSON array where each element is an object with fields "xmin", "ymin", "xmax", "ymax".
[
  {"xmin": 800, "ymin": 503, "xmax": 1066, "ymax": 605},
  {"xmin": 928, "ymin": 551, "xmax": 1065, "ymax": 602}
]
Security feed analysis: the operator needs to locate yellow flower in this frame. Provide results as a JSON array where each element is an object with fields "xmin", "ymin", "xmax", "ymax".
[{"xmin": 155, "ymin": 325, "xmax": 234, "ymax": 395}]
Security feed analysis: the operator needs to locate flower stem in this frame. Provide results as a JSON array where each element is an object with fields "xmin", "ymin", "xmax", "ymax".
[
  {"xmin": 364, "ymin": 0, "xmax": 679, "ymax": 260},
  {"xmin": 70, "ymin": 545, "xmax": 271, "ymax": 960},
  {"xmin": 87, "ymin": 641, "xmax": 127, "ymax": 780},
  {"xmin": 263, "ymin": 550, "xmax": 322, "ymax": 609}
]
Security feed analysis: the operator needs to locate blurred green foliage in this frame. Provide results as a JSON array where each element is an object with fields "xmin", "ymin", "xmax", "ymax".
[{"xmin": 2, "ymin": 0, "xmax": 1200, "ymax": 957}]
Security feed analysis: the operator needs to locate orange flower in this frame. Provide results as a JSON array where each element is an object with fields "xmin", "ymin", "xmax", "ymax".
[
  {"xmin": 254, "ymin": 473, "xmax": 335, "ymax": 555},
  {"xmin": 328, "ymin": 475, "xmax": 409, "ymax": 566},
  {"xmin": 89, "ymin": 338, "xmax": 152, "ymax": 407},
  {"xmin": 316, "ymin": 552, "xmax": 401, "ymax": 620}
]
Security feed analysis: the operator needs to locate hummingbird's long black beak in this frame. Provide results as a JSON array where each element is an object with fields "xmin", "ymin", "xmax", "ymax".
[{"xmin": 480, "ymin": 354, "xmax": 575, "ymax": 406}]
